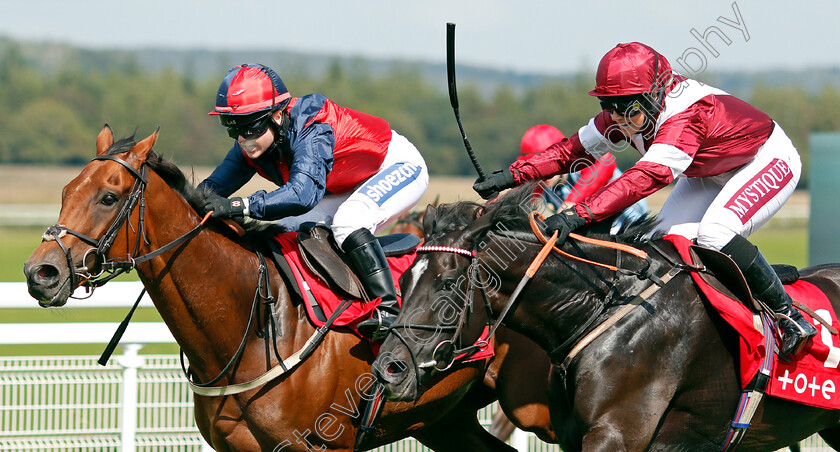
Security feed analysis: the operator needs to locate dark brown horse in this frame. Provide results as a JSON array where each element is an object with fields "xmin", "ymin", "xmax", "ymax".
[
  {"xmin": 23, "ymin": 125, "xmax": 523, "ymax": 451},
  {"xmin": 373, "ymin": 185, "xmax": 840, "ymax": 451},
  {"xmin": 390, "ymin": 200, "xmax": 555, "ymax": 443}
]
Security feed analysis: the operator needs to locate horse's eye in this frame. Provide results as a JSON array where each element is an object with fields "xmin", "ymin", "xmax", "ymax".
[
  {"xmin": 441, "ymin": 279, "xmax": 456, "ymax": 291},
  {"xmin": 101, "ymin": 193, "xmax": 119, "ymax": 206}
]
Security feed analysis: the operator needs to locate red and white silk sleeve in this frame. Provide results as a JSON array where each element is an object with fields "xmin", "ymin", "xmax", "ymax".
[
  {"xmin": 510, "ymin": 111, "xmax": 628, "ymax": 184},
  {"xmin": 575, "ymin": 161, "xmax": 673, "ymax": 223},
  {"xmin": 564, "ymin": 155, "xmax": 618, "ymax": 203}
]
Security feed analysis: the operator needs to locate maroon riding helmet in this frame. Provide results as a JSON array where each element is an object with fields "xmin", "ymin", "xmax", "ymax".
[{"xmin": 590, "ymin": 42, "xmax": 675, "ymax": 118}]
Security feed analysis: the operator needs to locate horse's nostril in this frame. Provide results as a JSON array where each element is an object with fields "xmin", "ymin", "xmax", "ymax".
[
  {"xmin": 387, "ymin": 360, "xmax": 408, "ymax": 376},
  {"xmin": 34, "ymin": 264, "xmax": 59, "ymax": 282}
]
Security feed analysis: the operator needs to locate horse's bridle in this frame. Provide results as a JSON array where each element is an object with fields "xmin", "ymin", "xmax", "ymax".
[
  {"xmin": 387, "ymin": 210, "xmax": 663, "ymax": 378},
  {"xmin": 385, "ymin": 244, "xmax": 501, "ymax": 378},
  {"xmin": 41, "ymin": 155, "xmax": 150, "ymax": 296},
  {"xmin": 40, "ymin": 152, "xmax": 357, "ymax": 396},
  {"xmin": 41, "ymin": 154, "xmax": 208, "ymax": 297}
]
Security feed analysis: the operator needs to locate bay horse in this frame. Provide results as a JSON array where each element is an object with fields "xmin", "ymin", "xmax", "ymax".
[
  {"xmin": 23, "ymin": 125, "xmax": 525, "ymax": 451},
  {"xmin": 390, "ymin": 200, "xmax": 555, "ymax": 443},
  {"xmin": 372, "ymin": 184, "xmax": 840, "ymax": 451},
  {"xmin": 390, "ymin": 208, "xmax": 428, "ymax": 240}
]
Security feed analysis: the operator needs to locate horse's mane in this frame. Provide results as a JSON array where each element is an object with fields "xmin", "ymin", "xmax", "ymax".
[
  {"xmin": 106, "ymin": 134, "xmax": 206, "ymax": 212},
  {"xmin": 425, "ymin": 200, "xmax": 484, "ymax": 242},
  {"xmin": 435, "ymin": 183, "xmax": 661, "ymax": 246}
]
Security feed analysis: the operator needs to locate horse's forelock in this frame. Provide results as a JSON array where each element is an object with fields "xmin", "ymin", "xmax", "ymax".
[
  {"xmin": 105, "ymin": 135, "xmax": 138, "ymax": 156},
  {"xmin": 426, "ymin": 200, "xmax": 483, "ymax": 241}
]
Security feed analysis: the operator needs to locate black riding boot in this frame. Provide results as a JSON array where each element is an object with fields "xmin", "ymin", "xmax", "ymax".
[
  {"xmin": 722, "ymin": 235, "xmax": 817, "ymax": 358},
  {"xmin": 343, "ymin": 228, "xmax": 399, "ymax": 341}
]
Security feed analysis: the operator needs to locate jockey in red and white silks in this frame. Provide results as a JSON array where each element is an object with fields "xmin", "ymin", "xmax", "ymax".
[
  {"xmin": 526, "ymin": 77, "xmax": 800, "ymax": 250},
  {"xmin": 473, "ymin": 42, "xmax": 815, "ymax": 358}
]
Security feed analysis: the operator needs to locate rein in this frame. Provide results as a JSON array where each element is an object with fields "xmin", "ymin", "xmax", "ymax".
[
  {"xmin": 181, "ymin": 254, "xmax": 355, "ymax": 397},
  {"xmin": 528, "ymin": 213, "xmax": 706, "ymax": 377},
  {"xmin": 42, "ymin": 155, "xmax": 208, "ymax": 295},
  {"xmin": 44, "ymin": 154, "xmax": 345, "ymax": 395},
  {"xmin": 528, "ymin": 211, "xmax": 649, "ymax": 271},
  {"xmin": 403, "ymin": 210, "xmax": 689, "ymax": 378}
]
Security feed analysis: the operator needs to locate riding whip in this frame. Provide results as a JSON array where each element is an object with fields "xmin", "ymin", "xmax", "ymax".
[{"xmin": 447, "ymin": 22, "xmax": 487, "ymax": 181}]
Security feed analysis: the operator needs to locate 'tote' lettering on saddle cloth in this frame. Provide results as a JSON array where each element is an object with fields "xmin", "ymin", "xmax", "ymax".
[
  {"xmin": 666, "ymin": 234, "xmax": 840, "ymax": 410},
  {"xmin": 768, "ymin": 281, "xmax": 840, "ymax": 409}
]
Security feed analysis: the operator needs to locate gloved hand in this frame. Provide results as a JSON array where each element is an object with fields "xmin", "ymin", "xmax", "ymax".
[
  {"xmin": 473, "ymin": 168, "xmax": 515, "ymax": 200},
  {"xmin": 543, "ymin": 208, "xmax": 587, "ymax": 244},
  {"xmin": 203, "ymin": 193, "xmax": 246, "ymax": 218}
]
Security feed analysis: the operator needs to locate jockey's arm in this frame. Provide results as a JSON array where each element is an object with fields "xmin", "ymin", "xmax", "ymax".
[
  {"xmin": 575, "ymin": 161, "xmax": 673, "ymax": 223},
  {"xmin": 246, "ymin": 122, "xmax": 335, "ymax": 220},
  {"xmin": 564, "ymin": 155, "xmax": 618, "ymax": 203},
  {"xmin": 197, "ymin": 145, "xmax": 257, "ymax": 197},
  {"xmin": 510, "ymin": 111, "xmax": 628, "ymax": 184}
]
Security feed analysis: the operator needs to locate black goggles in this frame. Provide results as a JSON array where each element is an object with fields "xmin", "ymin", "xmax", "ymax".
[
  {"xmin": 221, "ymin": 111, "xmax": 273, "ymax": 140},
  {"xmin": 599, "ymin": 96, "xmax": 645, "ymax": 118}
]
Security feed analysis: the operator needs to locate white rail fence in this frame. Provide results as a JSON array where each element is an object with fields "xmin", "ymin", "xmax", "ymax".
[
  {"xmin": 1, "ymin": 282, "xmax": 543, "ymax": 452},
  {"xmin": 1, "ymin": 282, "xmax": 212, "ymax": 452},
  {"xmin": 1, "ymin": 282, "xmax": 833, "ymax": 452}
]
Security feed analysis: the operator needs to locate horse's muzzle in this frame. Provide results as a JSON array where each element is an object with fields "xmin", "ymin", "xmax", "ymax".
[
  {"xmin": 371, "ymin": 352, "xmax": 419, "ymax": 401},
  {"xmin": 24, "ymin": 259, "xmax": 70, "ymax": 307}
]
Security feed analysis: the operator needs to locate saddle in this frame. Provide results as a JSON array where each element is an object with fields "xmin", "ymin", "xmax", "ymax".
[
  {"xmin": 296, "ymin": 225, "xmax": 420, "ymax": 301},
  {"xmin": 688, "ymin": 245, "xmax": 756, "ymax": 309},
  {"xmin": 688, "ymin": 245, "xmax": 801, "ymax": 307},
  {"xmin": 687, "ymin": 244, "xmax": 832, "ymax": 331}
]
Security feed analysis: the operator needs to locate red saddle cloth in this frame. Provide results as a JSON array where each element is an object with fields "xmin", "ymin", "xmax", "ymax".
[
  {"xmin": 665, "ymin": 234, "xmax": 840, "ymax": 409},
  {"xmin": 273, "ymin": 232, "xmax": 494, "ymax": 361}
]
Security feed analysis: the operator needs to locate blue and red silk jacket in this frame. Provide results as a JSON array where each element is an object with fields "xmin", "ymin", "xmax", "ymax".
[{"xmin": 199, "ymin": 94, "xmax": 391, "ymax": 220}]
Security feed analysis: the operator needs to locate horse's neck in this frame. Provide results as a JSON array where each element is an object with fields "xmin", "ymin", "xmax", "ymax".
[
  {"xmin": 133, "ymin": 175, "xmax": 311, "ymax": 380},
  {"xmin": 515, "ymin": 238, "xmax": 668, "ymax": 354},
  {"xmin": 490, "ymin": 236, "xmax": 620, "ymax": 353}
]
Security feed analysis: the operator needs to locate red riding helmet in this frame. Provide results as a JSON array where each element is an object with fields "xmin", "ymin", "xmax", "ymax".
[
  {"xmin": 520, "ymin": 124, "xmax": 566, "ymax": 155},
  {"xmin": 209, "ymin": 64, "xmax": 291, "ymax": 116},
  {"xmin": 588, "ymin": 42, "xmax": 672, "ymax": 98}
]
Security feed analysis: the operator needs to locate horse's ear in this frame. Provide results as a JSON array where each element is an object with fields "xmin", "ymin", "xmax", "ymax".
[
  {"xmin": 130, "ymin": 127, "xmax": 160, "ymax": 162},
  {"xmin": 465, "ymin": 209, "xmax": 496, "ymax": 237},
  {"xmin": 422, "ymin": 204, "xmax": 438, "ymax": 236},
  {"xmin": 95, "ymin": 124, "xmax": 114, "ymax": 156}
]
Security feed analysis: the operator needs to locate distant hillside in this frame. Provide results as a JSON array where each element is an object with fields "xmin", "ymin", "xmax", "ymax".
[
  {"xmin": 6, "ymin": 35, "xmax": 840, "ymax": 97},
  {"xmin": 0, "ymin": 36, "xmax": 568, "ymax": 96},
  {"xmin": 1, "ymin": 35, "xmax": 838, "ymax": 182}
]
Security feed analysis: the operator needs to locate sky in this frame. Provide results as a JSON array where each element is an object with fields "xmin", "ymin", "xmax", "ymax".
[{"xmin": 2, "ymin": 0, "xmax": 839, "ymax": 76}]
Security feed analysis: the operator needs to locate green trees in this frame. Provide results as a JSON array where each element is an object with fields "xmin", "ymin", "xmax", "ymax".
[{"xmin": 0, "ymin": 39, "xmax": 835, "ymax": 187}]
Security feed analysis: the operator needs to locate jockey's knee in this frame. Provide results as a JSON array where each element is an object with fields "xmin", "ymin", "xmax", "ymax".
[
  {"xmin": 697, "ymin": 222, "xmax": 741, "ymax": 251},
  {"xmin": 331, "ymin": 223, "xmax": 363, "ymax": 249}
]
